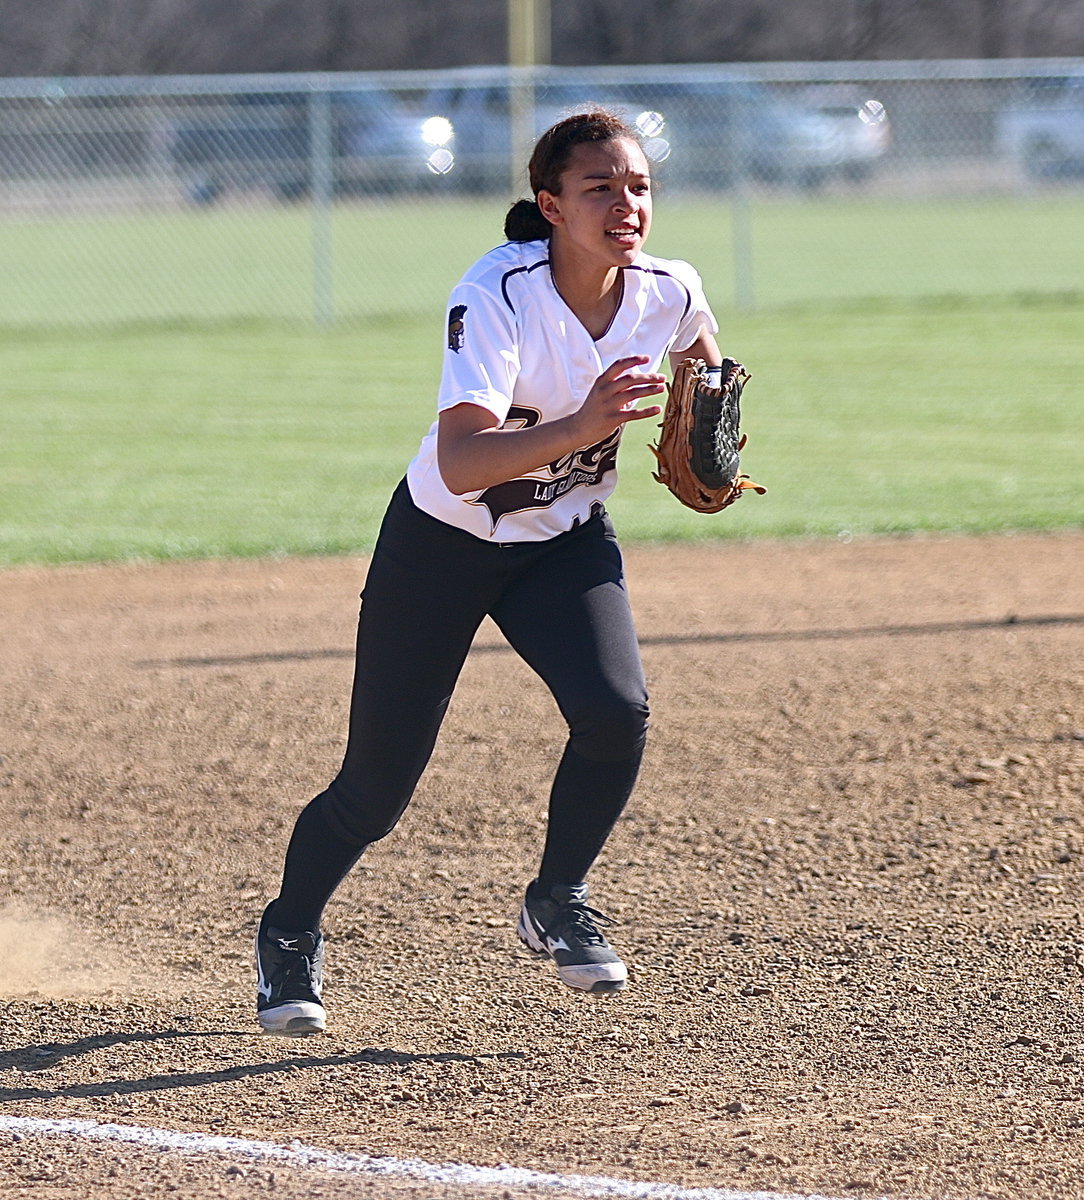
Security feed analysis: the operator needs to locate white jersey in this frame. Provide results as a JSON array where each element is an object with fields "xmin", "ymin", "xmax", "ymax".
[{"xmin": 405, "ymin": 239, "xmax": 718, "ymax": 542}]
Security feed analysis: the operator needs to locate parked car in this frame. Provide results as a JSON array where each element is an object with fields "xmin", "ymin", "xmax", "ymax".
[
  {"xmin": 780, "ymin": 87, "xmax": 891, "ymax": 185},
  {"xmin": 601, "ymin": 81, "xmax": 889, "ymax": 190},
  {"xmin": 165, "ymin": 88, "xmax": 438, "ymax": 204},
  {"xmin": 414, "ymin": 82, "xmax": 610, "ymax": 192},
  {"xmin": 163, "ymin": 79, "xmax": 892, "ymax": 204},
  {"xmin": 997, "ymin": 75, "xmax": 1084, "ymax": 181},
  {"xmin": 415, "ymin": 78, "xmax": 891, "ymax": 193}
]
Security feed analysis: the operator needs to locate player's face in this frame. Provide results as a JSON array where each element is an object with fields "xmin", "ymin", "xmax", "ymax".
[{"xmin": 539, "ymin": 137, "xmax": 653, "ymax": 270}]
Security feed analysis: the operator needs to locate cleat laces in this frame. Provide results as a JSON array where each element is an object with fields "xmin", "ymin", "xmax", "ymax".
[
  {"xmin": 544, "ymin": 901, "xmax": 616, "ymax": 946},
  {"xmin": 269, "ymin": 934, "xmax": 321, "ymax": 1001}
]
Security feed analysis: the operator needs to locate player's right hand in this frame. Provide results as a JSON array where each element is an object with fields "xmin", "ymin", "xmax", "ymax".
[{"xmin": 573, "ymin": 356, "xmax": 666, "ymax": 445}]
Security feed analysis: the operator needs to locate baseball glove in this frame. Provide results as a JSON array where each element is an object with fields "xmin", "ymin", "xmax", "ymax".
[{"xmin": 649, "ymin": 357, "xmax": 766, "ymax": 514}]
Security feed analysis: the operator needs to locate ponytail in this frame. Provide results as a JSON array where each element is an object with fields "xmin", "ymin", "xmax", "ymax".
[{"xmin": 504, "ymin": 197, "xmax": 552, "ymax": 242}]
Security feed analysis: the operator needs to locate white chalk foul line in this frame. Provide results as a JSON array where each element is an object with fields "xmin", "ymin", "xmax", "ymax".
[{"xmin": 0, "ymin": 1114, "xmax": 865, "ymax": 1200}]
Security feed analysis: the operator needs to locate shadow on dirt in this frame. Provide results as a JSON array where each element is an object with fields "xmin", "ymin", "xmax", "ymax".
[
  {"xmin": 136, "ymin": 612, "xmax": 1084, "ymax": 670},
  {"xmin": 0, "ymin": 1029, "xmax": 524, "ymax": 1103}
]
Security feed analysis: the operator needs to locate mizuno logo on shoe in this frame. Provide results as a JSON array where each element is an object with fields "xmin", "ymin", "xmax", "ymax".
[
  {"xmin": 546, "ymin": 935, "xmax": 570, "ymax": 953},
  {"xmin": 276, "ymin": 938, "xmax": 300, "ymax": 950}
]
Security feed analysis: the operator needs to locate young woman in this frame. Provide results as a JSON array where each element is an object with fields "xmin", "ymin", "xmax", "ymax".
[{"xmin": 256, "ymin": 109, "xmax": 725, "ymax": 1035}]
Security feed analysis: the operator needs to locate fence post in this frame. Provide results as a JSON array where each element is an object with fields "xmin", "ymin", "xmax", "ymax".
[
  {"xmin": 731, "ymin": 106, "xmax": 756, "ymax": 313},
  {"xmin": 309, "ymin": 81, "xmax": 335, "ymax": 328},
  {"xmin": 508, "ymin": 0, "xmax": 550, "ymax": 197},
  {"xmin": 731, "ymin": 179, "xmax": 755, "ymax": 313}
]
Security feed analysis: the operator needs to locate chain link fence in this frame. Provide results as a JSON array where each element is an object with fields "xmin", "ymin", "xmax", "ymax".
[{"xmin": 1, "ymin": 60, "xmax": 1082, "ymax": 329}]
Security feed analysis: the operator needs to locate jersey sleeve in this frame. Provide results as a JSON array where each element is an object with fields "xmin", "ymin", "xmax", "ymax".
[
  {"xmin": 667, "ymin": 260, "xmax": 720, "ymax": 354},
  {"xmin": 437, "ymin": 281, "xmax": 521, "ymax": 423}
]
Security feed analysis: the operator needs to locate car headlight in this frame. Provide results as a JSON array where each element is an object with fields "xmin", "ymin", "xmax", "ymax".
[{"xmin": 421, "ymin": 116, "xmax": 454, "ymax": 147}]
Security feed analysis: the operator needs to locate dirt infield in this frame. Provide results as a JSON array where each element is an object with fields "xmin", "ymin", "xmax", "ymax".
[{"xmin": 1, "ymin": 533, "xmax": 1082, "ymax": 1200}]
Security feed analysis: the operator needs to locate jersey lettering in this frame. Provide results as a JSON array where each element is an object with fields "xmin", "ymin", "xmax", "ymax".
[
  {"xmin": 469, "ymin": 428, "xmax": 621, "ymax": 532},
  {"xmin": 503, "ymin": 405, "xmax": 541, "ymax": 430}
]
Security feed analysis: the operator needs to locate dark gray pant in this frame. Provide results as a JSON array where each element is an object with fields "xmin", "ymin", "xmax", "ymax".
[{"xmin": 273, "ymin": 479, "xmax": 649, "ymax": 930}]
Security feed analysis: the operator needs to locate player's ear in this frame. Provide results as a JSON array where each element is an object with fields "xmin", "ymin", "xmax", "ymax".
[{"xmin": 536, "ymin": 190, "xmax": 562, "ymax": 227}]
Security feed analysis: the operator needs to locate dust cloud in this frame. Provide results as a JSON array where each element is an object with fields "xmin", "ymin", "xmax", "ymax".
[{"xmin": 0, "ymin": 906, "xmax": 132, "ymax": 997}]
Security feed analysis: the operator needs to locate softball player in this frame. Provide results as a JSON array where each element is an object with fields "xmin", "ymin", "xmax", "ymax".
[{"xmin": 256, "ymin": 109, "xmax": 724, "ymax": 1035}]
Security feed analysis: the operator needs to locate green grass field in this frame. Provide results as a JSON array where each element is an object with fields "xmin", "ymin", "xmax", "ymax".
[
  {"xmin": 1, "ymin": 191, "xmax": 1081, "ymax": 564},
  {"xmin": 2, "ymin": 296, "xmax": 1080, "ymax": 565},
  {"xmin": 3, "ymin": 193, "xmax": 1084, "ymax": 328}
]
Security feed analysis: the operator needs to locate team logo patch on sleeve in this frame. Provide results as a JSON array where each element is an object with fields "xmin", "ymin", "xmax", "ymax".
[{"xmin": 447, "ymin": 304, "xmax": 468, "ymax": 353}]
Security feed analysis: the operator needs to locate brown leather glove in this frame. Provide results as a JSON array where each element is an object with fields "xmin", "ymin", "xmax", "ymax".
[{"xmin": 650, "ymin": 357, "xmax": 766, "ymax": 514}]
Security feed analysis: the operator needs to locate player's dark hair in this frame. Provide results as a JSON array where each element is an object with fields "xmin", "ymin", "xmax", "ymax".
[
  {"xmin": 504, "ymin": 109, "xmax": 640, "ymax": 243},
  {"xmin": 504, "ymin": 198, "xmax": 551, "ymax": 242}
]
